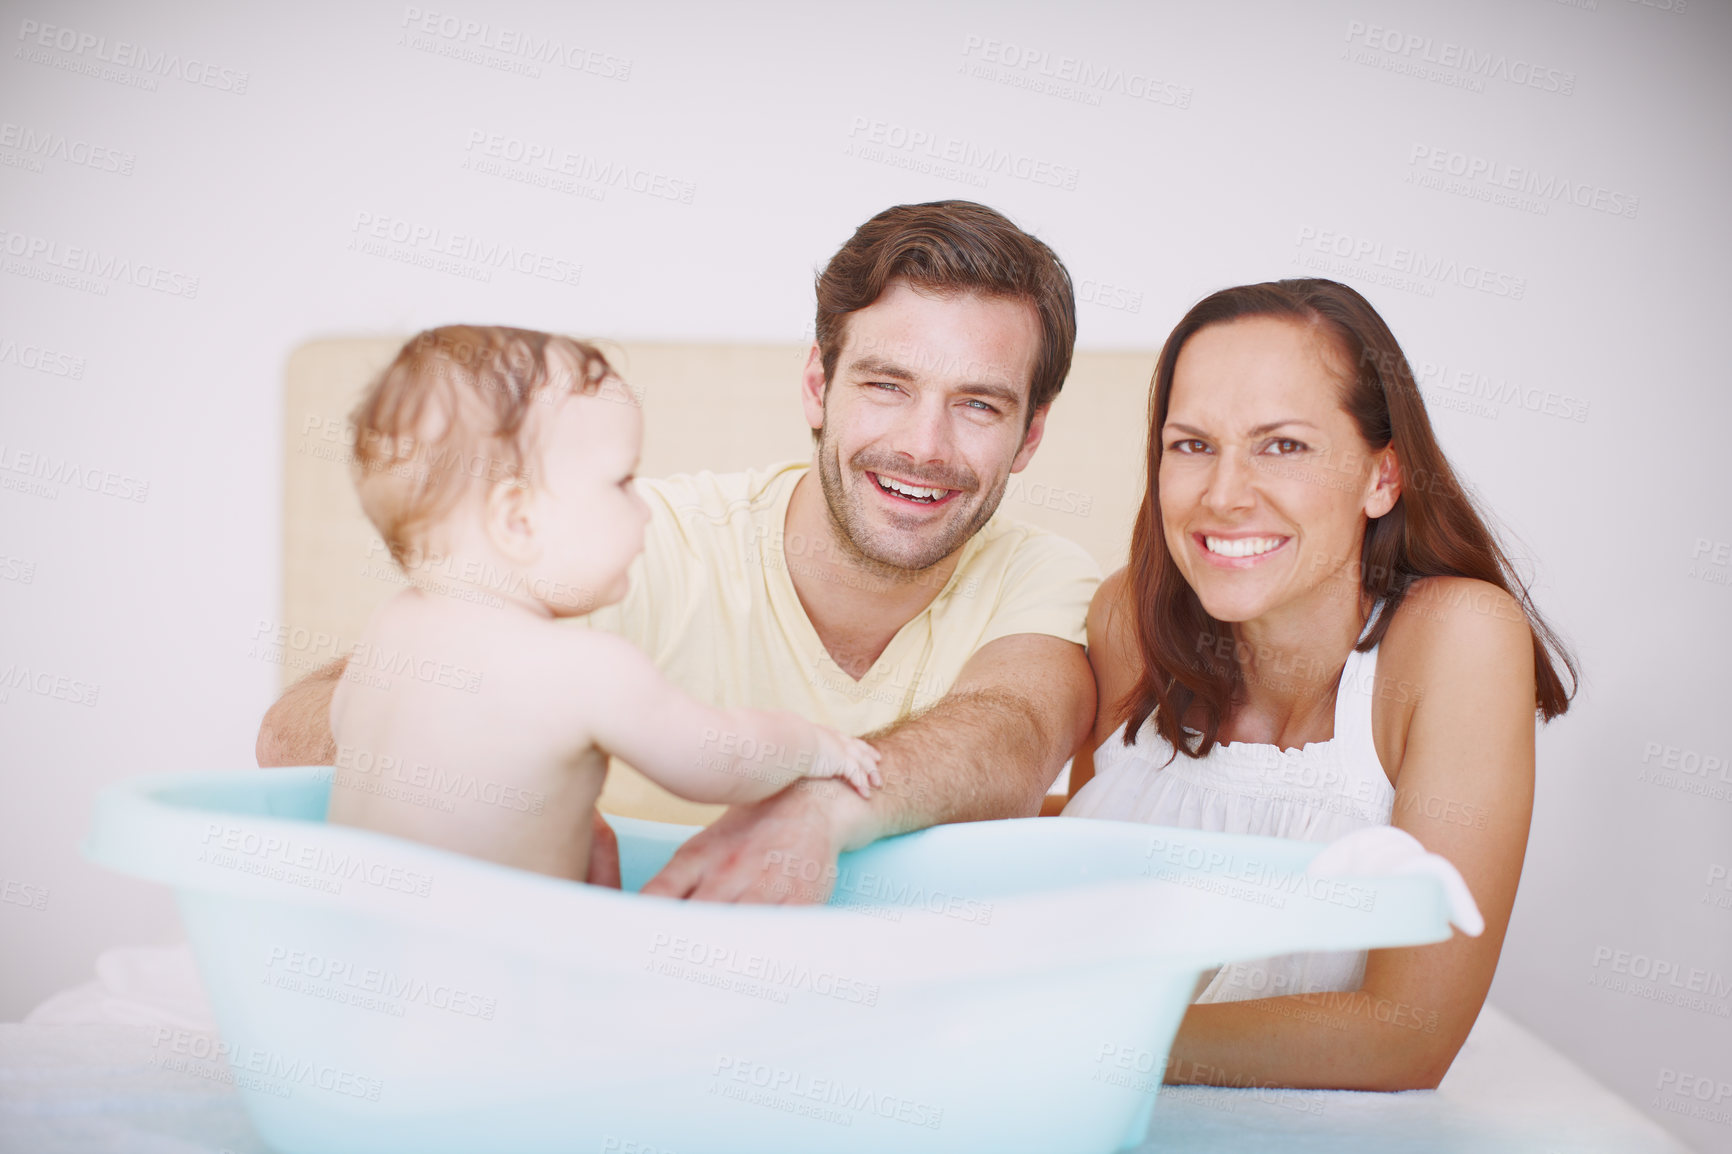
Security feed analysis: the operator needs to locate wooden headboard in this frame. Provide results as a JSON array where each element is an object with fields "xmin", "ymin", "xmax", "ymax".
[{"xmin": 283, "ymin": 339, "xmax": 1155, "ymax": 820}]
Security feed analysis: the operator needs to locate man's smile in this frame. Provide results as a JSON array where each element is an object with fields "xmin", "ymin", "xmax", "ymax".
[{"xmin": 868, "ymin": 471, "xmax": 961, "ymax": 507}]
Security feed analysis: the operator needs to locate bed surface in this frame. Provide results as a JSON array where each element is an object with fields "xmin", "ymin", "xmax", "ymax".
[
  {"xmin": 4, "ymin": 943, "xmax": 1692, "ymax": 1154},
  {"xmin": 0, "ymin": 1002, "xmax": 1690, "ymax": 1154}
]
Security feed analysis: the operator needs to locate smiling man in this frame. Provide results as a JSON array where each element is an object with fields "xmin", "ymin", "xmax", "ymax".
[{"xmin": 258, "ymin": 200, "xmax": 1100, "ymax": 902}]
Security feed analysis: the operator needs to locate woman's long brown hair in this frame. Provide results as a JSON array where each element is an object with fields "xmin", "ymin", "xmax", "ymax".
[{"xmin": 1120, "ymin": 279, "xmax": 1577, "ymax": 757}]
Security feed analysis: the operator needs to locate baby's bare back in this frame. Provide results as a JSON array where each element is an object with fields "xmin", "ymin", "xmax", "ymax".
[{"xmin": 326, "ymin": 590, "xmax": 606, "ymax": 881}]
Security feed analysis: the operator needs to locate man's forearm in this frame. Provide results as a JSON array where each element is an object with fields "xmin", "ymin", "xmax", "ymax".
[
  {"xmin": 847, "ymin": 637, "xmax": 1095, "ymax": 847},
  {"xmin": 255, "ymin": 658, "xmax": 346, "ymax": 767},
  {"xmin": 864, "ymin": 689, "xmax": 1057, "ymax": 836},
  {"xmin": 629, "ymin": 637, "xmax": 1093, "ymax": 903}
]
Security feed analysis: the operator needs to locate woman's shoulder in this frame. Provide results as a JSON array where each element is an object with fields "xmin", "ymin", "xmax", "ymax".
[
  {"xmin": 1088, "ymin": 567, "xmax": 1138, "ymax": 660},
  {"xmin": 1381, "ymin": 576, "xmax": 1533, "ymax": 685},
  {"xmin": 1083, "ymin": 567, "xmax": 1145, "ymax": 741},
  {"xmin": 1368, "ymin": 578, "xmax": 1537, "ymax": 788}
]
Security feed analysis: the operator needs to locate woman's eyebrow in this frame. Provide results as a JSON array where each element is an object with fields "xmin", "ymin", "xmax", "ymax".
[
  {"xmin": 1248, "ymin": 419, "xmax": 1319, "ymax": 436},
  {"xmin": 1163, "ymin": 420, "xmax": 1319, "ymax": 437}
]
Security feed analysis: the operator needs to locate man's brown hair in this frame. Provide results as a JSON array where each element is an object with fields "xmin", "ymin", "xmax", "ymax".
[
  {"xmin": 349, "ymin": 325, "xmax": 616, "ymax": 566},
  {"xmin": 813, "ymin": 200, "xmax": 1076, "ymax": 421}
]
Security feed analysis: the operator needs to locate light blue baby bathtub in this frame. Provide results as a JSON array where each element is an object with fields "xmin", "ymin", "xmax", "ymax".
[{"xmin": 86, "ymin": 768, "xmax": 1462, "ymax": 1154}]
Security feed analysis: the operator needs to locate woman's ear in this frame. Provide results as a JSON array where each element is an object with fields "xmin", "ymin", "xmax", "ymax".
[
  {"xmin": 1365, "ymin": 447, "xmax": 1402, "ymax": 519},
  {"xmin": 485, "ymin": 478, "xmax": 541, "ymax": 563}
]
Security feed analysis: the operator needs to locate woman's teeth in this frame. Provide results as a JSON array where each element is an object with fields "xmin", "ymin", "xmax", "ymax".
[
  {"xmin": 1205, "ymin": 535, "xmax": 1284, "ymax": 558},
  {"xmin": 875, "ymin": 474, "xmax": 949, "ymax": 503}
]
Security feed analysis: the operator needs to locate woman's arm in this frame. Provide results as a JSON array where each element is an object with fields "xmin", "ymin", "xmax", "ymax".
[
  {"xmin": 1163, "ymin": 577, "xmax": 1537, "ymax": 1090},
  {"xmin": 1060, "ymin": 567, "xmax": 1142, "ymax": 804}
]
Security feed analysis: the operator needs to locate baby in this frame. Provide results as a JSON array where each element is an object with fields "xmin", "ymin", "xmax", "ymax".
[{"xmin": 326, "ymin": 325, "xmax": 879, "ymax": 882}]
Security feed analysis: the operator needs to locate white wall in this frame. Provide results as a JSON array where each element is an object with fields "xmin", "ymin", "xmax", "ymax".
[{"xmin": 2, "ymin": 0, "xmax": 1727, "ymax": 1148}]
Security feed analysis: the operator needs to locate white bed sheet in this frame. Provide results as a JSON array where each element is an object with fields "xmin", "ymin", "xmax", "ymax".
[
  {"xmin": 1, "ymin": 946, "xmax": 1695, "ymax": 1154},
  {"xmin": 1136, "ymin": 1004, "xmax": 1693, "ymax": 1153}
]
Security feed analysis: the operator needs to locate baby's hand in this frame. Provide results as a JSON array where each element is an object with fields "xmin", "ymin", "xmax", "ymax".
[{"xmin": 809, "ymin": 726, "xmax": 883, "ymax": 800}]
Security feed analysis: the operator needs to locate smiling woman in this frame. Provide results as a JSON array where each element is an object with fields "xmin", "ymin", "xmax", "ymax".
[{"xmin": 1063, "ymin": 278, "xmax": 1577, "ymax": 1091}]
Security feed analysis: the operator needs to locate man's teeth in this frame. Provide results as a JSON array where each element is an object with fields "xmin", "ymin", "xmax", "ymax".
[
  {"xmin": 1205, "ymin": 536, "xmax": 1284, "ymax": 558},
  {"xmin": 876, "ymin": 475, "xmax": 949, "ymax": 502}
]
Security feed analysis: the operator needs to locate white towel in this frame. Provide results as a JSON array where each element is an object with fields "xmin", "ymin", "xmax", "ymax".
[
  {"xmin": 1308, "ymin": 825, "xmax": 1485, "ymax": 937},
  {"xmin": 23, "ymin": 943, "xmax": 215, "ymax": 1032}
]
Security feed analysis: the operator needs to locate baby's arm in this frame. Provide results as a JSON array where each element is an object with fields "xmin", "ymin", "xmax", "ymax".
[{"xmin": 572, "ymin": 632, "xmax": 880, "ymax": 804}]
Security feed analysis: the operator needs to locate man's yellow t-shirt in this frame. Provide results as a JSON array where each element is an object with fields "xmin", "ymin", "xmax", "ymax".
[{"xmin": 582, "ymin": 461, "xmax": 1101, "ymax": 824}]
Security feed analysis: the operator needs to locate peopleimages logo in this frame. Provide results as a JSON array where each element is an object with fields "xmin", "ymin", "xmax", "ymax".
[
  {"xmin": 1639, "ymin": 740, "xmax": 1731, "ymax": 801},
  {"xmin": 348, "ymin": 211, "xmax": 582, "ymax": 287},
  {"xmin": 1588, "ymin": 945, "xmax": 1731, "ymax": 1016},
  {"xmin": 1369, "ymin": 349, "xmax": 1592, "ymax": 425},
  {"xmin": 0, "ymin": 443, "xmax": 149, "ymax": 502},
  {"xmin": 1, "ymin": 877, "xmax": 50, "ymax": 910},
  {"xmin": 844, "ymin": 116, "xmax": 1081, "ymax": 191},
  {"xmin": 0, "ymin": 335, "xmax": 85, "ymax": 379},
  {"xmin": 1293, "ymin": 226, "xmax": 1527, "ymax": 301},
  {"xmin": 149, "ymin": 1028, "xmax": 382, "ymax": 1101},
  {"xmin": 462, "ymin": 131, "xmax": 695, "ymax": 204},
  {"xmin": 1341, "ymin": 20, "xmax": 1575, "ymax": 95},
  {"xmin": 1142, "ymin": 836, "xmax": 1376, "ymax": 913},
  {"xmin": 1686, "ymin": 539, "xmax": 1731, "ymax": 591},
  {"xmin": 1406, "ymin": 145, "xmax": 1639, "ymax": 220},
  {"xmin": 0, "ymin": 121, "xmax": 134, "ymax": 175},
  {"xmin": 646, "ymin": 933, "xmax": 882, "ymax": 1007},
  {"xmin": 335, "ymin": 744, "xmax": 546, "ymax": 815},
  {"xmin": 957, "ymin": 34, "xmax": 1192, "ymax": 110},
  {"xmin": 264, "ymin": 945, "xmax": 498, "ymax": 1020},
  {"xmin": 398, "ymin": 7, "xmax": 631, "ymax": 80},
  {"xmin": 0, "ymin": 554, "xmax": 36, "ymax": 584},
  {"xmin": 0, "ymin": 663, "xmax": 100, "ymax": 708},
  {"xmin": 14, "ymin": 18, "xmax": 250, "ymax": 93},
  {"xmin": 710, "ymin": 1056, "xmax": 944, "ymax": 1130},
  {"xmin": 1652, "ymin": 1068, "xmax": 1732, "ymax": 1128},
  {"xmin": 198, "ymin": 821, "xmax": 435, "ymax": 898},
  {"xmin": 0, "ymin": 228, "xmax": 200, "ymax": 299}
]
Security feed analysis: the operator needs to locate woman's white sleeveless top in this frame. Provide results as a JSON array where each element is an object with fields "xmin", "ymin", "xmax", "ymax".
[{"xmin": 1064, "ymin": 638, "xmax": 1395, "ymax": 1003}]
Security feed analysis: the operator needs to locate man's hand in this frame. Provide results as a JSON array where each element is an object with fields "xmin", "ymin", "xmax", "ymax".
[{"xmin": 640, "ymin": 779, "xmax": 869, "ymax": 903}]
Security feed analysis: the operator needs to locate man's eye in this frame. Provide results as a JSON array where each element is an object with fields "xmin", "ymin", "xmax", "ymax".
[{"xmin": 964, "ymin": 399, "xmax": 998, "ymax": 413}]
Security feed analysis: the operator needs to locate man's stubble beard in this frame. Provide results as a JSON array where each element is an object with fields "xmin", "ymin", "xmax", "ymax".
[{"xmin": 813, "ymin": 420, "xmax": 1009, "ymax": 579}]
